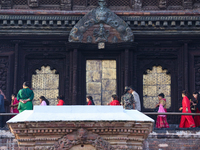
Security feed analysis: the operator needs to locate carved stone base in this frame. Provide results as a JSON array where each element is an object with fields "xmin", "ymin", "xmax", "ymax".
[{"xmin": 7, "ymin": 106, "xmax": 154, "ymax": 150}]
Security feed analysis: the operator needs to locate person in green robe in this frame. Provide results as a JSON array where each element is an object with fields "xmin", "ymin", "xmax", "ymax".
[{"xmin": 17, "ymin": 82, "xmax": 34, "ymax": 113}]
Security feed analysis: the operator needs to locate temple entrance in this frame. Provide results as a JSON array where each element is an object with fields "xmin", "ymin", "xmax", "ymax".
[{"xmin": 86, "ymin": 60, "xmax": 117, "ymax": 105}]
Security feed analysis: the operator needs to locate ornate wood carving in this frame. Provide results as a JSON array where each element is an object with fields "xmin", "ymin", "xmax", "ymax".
[
  {"xmin": 54, "ymin": 128, "xmax": 114, "ymax": 150},
  {"xmin": 194, "ymin": 56, "xmax": 200, "ymax": 92},
  {"xmin": 1, "ymin": 0, "xmax": 12, "ymax": 9},
  {"xmin": 183, "ymin": 0, "xmax": 193, "ymax": 9},
  {"xmin": 0, "ymin": 57, "xmax": 9, "ymax": 96},
  {"xmin": 69, "ymin": 0, "xmax": 134, "ymax": 43},
  {"xmin": 60, "ymin": 0, "xmax": 71, "ymax": 10},
  {"xmin": 132, "ymin": 0, "xmax": 142, "ymax": 10},
  {"xmin": 28, "ymin": 0, "xmax": 39, "ymax": 8},
  {"xmin": 158, "ymin": 0, "xmax": 167, "ymax": 9}
]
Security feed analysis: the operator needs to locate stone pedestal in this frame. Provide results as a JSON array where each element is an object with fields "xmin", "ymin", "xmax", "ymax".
[{"xmin": 7, "ymin": 106, "xmax": 154, "ymax": 150}]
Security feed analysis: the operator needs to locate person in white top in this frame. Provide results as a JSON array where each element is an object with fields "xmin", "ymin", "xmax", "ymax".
[{"xmin": 128, "ymin": 86, "xmax": 141, "ymax": 111}]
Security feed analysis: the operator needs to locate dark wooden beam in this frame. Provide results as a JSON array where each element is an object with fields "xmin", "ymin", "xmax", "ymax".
[
  {"xmin": 72, "ymin": 49, "xmax": 78, "ymax": 105},
  {"xmin": 124, "ymin": 49, "xmax": 129, "ymax": 86}
]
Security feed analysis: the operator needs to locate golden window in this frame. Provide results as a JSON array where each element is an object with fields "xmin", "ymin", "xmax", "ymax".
[
  {"xmin": 143, "ymin": 66, "xmax": 171, "ymax": 109},
  {"xmin": 32, "ymin": 66, "xmax": 59, "ymax": 105}
]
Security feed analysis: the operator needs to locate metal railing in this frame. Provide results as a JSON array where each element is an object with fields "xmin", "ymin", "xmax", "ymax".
[{"xmin": 143, "ymin": 112, "xmax": 200, "ymax": 116}]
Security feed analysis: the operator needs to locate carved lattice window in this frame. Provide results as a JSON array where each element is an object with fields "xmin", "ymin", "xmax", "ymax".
[
  {"xmin": 73, "ymin": 0, "xmax": 87, "ymax": 6},
  {"xmin": 143, "ymin": 66, "xmax": 171, "ymax": 109},
  {"xmin": 168, "ymin": 0, "xmax": 182, "ymax": 6},
  {"xmin": 143, "ymin": 0, "xmax": 158, "ymax": 6},
  {"xmin": 108, "ymin": 0, "xmax": 130, "ymax": 6},
  {"xmin": 13, "ymin": 0, "xmax": 27, "ymax": 5},
  {"xmin": 40, "ymin": 0, "xmax": 60, "ymax": 5},
  {"xmin": 88, "ymin": 0, "xmax": 98, "ymax": 6},
  {"xmin": 32, "ymin": 66, "xmax": 59, "ymax": 106}
]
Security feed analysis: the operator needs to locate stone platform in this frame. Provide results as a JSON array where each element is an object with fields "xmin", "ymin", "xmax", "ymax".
[{"xmin": 7, "ymin": 106, "xmax": 154, "ymax": 150}]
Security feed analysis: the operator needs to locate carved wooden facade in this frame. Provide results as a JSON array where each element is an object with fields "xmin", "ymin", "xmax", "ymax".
[{"xmin": 1, "ymin": 0, "xmax": 200, "ymax": 124}]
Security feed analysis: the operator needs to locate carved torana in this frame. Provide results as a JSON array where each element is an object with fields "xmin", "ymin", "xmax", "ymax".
[{"xmin": 69, "ymin": 0, "xmax": 134, "ymax": 43}]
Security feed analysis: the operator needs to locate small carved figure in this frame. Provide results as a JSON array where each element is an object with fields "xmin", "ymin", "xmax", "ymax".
[
  {"xmin": 133, "ymin": 0, "xmax": 142, "ymax": 10},
  {"xmin": 158, "ymin": 0, "xmax": 167, "ymax": 10},
  {"xmin": 183, "ymin": 0, "xmax": 193, "ymax": 9},
  {"xmin": 1, "ymin": 0, "xmax": 12, "ymax": 9},
  {"xmin": 28, "ymin": 0, "xmax": 39, "ymax": 8},
  {"xmin": 96, "ymin": 0, "xmax": 108, "ymax": 23},
  {"xmin": 61, "ymin": 0, "xmax": 71, "ymax": 10},
  {"xmin": 93, "ymin": 24, "xmax": 110, "ymax": 43}
]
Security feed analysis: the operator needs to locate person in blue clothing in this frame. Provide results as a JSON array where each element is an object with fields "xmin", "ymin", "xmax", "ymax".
[{"xmin": 0, "ymin": 90, "xmax": 5, "ymax": 128}]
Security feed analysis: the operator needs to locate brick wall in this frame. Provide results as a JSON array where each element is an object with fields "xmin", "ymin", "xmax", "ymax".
[{"xmin": 143, "ymin": 129, "xmax": 200, "ymax": 150}]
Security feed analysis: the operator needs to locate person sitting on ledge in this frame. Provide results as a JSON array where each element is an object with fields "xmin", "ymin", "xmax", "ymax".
[
  {"xmin": 39, "ymin": 96, "xmax": 49, "ymax": 106},
  {"xmin": 86, "ymin": 96, "xmax": 95, "ymax": 105},
  {"xmin": 17, "ymin": 82, "xmax": 34, "ymax": 113},
  {"xmin": 57, "ymin": 95, "xmax": 65, "ymax": 106},
  {"xmin": 107, "ymin": 94, "xmax": 120, "ymax": 105}
]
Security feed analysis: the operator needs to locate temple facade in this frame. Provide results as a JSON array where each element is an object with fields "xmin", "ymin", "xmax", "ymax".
[{"xmin": 1, "ymin": 0, "xmax": 200, "ymax": 123}]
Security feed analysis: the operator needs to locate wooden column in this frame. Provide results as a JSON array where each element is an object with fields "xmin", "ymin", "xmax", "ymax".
[
  {"xmin": 124, "ymin": 49, "xmax": 129, "ymax": 86},
  {"xmin": 72, "ymin": 49, "xmax": 78, "ymax": 105},
  {"xmin": 13, "ymin": 41, "xmax": 19, "ymax": 93},
  {"xmin": 184, "ymin": 43, "xmax": 189, "ymax": 91}
]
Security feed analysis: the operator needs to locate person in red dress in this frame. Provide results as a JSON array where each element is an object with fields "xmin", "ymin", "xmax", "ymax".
[
  {"xmin": 179, "ymin": 90, "xmax": 195, "ymax": 128},
  {"xmin": 86, "ymin": 96, "xmax": 95, "ymax": 105},
  {"xmin": 107, "ymin": 95, "xmax": 120, "ymax": 106},
  {"xmin": 57, "ymin": 95, "xmax": 65, "ymax": 106},
  {"xmin": 192, "ymin": 91, "xmax": 200, "ymax": 127},
  {"xmin": 155, "ymin": 93, "xmax": 169, "ymax": 128}
]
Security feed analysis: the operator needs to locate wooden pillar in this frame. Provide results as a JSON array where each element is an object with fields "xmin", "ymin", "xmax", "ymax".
[
  {"xmin": 72, "ymin": 49, "xmax": 78, "ymax": 105},
  {"xmin": 13, "ymin": 42, "xmax": 19, "ymax": 93},
  {"xmin": 184, "ymin": 43, "xmax": 189, "ymax": 91},
  {"xmin": 124, "ymin": 49, "xmax": 129, "ymax": 86}
]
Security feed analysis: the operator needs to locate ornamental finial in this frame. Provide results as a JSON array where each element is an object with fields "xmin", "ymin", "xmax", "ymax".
[{"xmin": 98, "ymin": 0, "xmax": 106, "ymax": 8}]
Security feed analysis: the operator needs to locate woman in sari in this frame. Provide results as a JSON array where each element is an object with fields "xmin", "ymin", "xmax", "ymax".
[
  {"xmin": 192, "ymin": 91, "xmax": 200, "ymax": 127},
  {"xmin": 39, "ymin": 96, "xmax": 49, "ymax": 106},
  {"xmin": 107, "ymin": 94, "xmax": 120, "ymax": 105},
  {"xmin": 57, "ymin": 95, "xmax": 65, "ymax": 106},
  {"xmin": 179, "ymin": 90, "xmax": 195, "ymax": 128},
  {"xmin": 155, "ymin": 93, "xmax": 169, "ymax": 128},
  {"xmin": 17, "ymin": 82, "xmax": 34, "ymax": 113},
  {"xmin": 10, "ymin": 94, "xmax": 19, "ymax": 114},
  {"xmin": 86, "ymin": 96, "xmax": 95, "ymax": 105}
]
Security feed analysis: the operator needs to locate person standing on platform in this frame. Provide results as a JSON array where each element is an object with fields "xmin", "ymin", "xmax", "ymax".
[
  {"xmin": 0, "ymin": 90, "xmax": 5, "ymax": 128},
  {"xmin": 155, "ymin": 93, "xmax": 169, "ymax": 128},
  {"xmin": 39, "ymin": 96, "xmax": 49, "ymax": 106},
  {"xmin": 107, "ymin": 94, "xmax": 120, "ymax": 105},
  {"xmin": 0, "ymin": 89, "xmax": 6, "ymax": 100},
  {"xmin": 86, "ymin": 96, "xmax": 95, "ymax": 105},
  {"xmin": 192, "ymin": 91, "xmax": 200, "ymax": 127},
  {"xmin": 10, "ymin": 94, "xmax": 19, "ymax": 114},
  {"xmin": 121, "ymin": 86, "xmax": 135, "ymax": 109},
  {"xmin": 17, "ymin": 82, "xmax": 34, "ymax": 113},
  {"xmin": 179, "ymin": 90, "xmax": 195, "ymax": 128},
  {"xmin": 57, "ymin": 95, "xmax": 65, "ymax": 106},
  {"xmin": 129, "ymin": 86, "xmax": 141, "ymax": 111}
]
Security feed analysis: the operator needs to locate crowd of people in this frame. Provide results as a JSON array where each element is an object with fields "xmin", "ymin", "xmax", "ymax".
[{"xmin": 0, "ymin": 81, "xmax": 200, "ymax": 129}]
